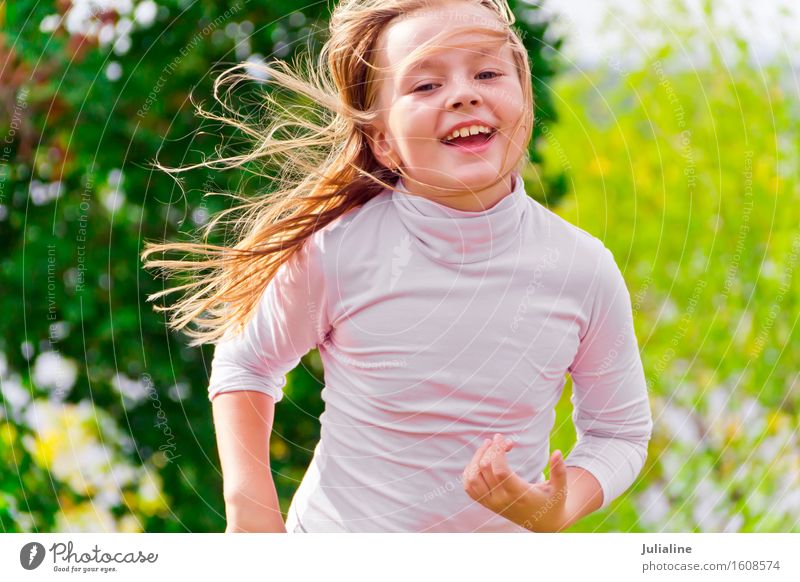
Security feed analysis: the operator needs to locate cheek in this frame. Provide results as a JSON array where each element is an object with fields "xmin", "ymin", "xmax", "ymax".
[
  {"xmin": 494, "ymin": 81, "xmax": 526, "ymax": 120},
  {"xmin": 389, "ymin": 106, "xmax": 439, "ymax": 152}
]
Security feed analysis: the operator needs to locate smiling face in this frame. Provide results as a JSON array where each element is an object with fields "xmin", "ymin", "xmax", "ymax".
[{"xmin": 366, "ymin": 1, "xmax": 530, "ymax": 210}]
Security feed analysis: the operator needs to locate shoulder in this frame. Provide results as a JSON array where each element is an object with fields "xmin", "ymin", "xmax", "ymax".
[
  {"xmin": 524, "ymin": 197, "xmax": 615, "ymax": 284},
  {"xmin": 312, "ymin": 190, "xmax": 392, "ymax": 238},
  {"xmin": 308, "ymin": 189, "xmax": 396, "ymax": 261},
  {"xmin": 527, "ymin": 196, "xmax": 605, "ymax": 249},
  {"xmin": 523, "ymin": 203, "xmax": 635, "ymax": 342}
]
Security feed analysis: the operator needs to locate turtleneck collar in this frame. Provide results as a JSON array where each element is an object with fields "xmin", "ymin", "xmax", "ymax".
[{"xmin": 391, "ymin": 173, "xmax": 528, "ymax": 265}]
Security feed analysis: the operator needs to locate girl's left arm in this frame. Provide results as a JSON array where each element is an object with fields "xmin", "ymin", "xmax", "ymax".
[
  {"xmin": 563, "ymin": 244, "xmax": 654, "ymax": 512},
  {"xmin": 464, "ymin": 244, "xmax": 652, "ymax": 530}
]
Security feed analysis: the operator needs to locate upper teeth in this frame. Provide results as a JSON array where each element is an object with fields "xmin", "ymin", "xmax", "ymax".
[{"xmin": 443, "ymin": 125, "xmax": 494, "ymax": 141}]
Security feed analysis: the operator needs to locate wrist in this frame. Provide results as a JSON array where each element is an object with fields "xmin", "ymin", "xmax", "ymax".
[
  {"xmin": 225, "ymin": 499, "xmax": 286, "ymax": 532},
  {"xmin": 514, "ymin": 489, "xmax": 570, "ymax": 533},
  {"xmin": 562, "ymin": 466, "xmax": 604, "ymax": 527},
  {"xmin": 226, "ymin": 515, "xmax": 287, "ymax": 533},
  {"xmin": 224, "ymin": 485, "xmax": 285, "ymax": 532}
]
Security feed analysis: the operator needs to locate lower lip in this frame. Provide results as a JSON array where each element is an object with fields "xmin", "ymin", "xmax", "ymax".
[{"xmin": 440, "ymin": 131, "xmax": 498, "ymax": 153}]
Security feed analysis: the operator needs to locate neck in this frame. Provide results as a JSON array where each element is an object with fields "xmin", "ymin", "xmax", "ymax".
[
  {"xmin": 391, "ymin": 170, "xmax": 527, "ymax": 265},
  {"xmin": 398, "ymin": 173, "xmax": 516, "ymax": 212}
]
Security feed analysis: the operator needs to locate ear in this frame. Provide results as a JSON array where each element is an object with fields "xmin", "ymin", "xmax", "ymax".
[{"xmin": 365, "ymin": 120, "xmax": 399, "ymax": 170}]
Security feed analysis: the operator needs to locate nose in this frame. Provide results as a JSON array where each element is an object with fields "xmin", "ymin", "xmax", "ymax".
[{"xmin": 445, "ymin": 76, "xmax": 482, "ymax": 110}]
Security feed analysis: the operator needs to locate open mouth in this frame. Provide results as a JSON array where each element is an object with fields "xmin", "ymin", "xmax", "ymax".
[{"xmin": 440, "ymin": 129, "xmax": 498, "ymax": 150}]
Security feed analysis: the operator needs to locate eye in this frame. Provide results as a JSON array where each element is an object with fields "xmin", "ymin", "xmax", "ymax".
[
  {"xmin": 476, "ymin": 71, "xmax": 501, "ymax": 80},
  {"xmin": 412, "ymin": 83, "xmax": 438, "ymax": 93}
]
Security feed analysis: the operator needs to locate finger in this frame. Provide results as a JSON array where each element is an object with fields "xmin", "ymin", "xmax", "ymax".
[
  {"xmin": 464, "ymin": 439, "xmax": 493, "ymax": 501},
  {"xmin": 472, "ymin": 438, "xmax": 492, "ymax": 464},
  {"xmin": 465, "ymin": 462, "xmax": 492, "ymax": 500},
  {"xmin": 491, "ymin": 439, "xmax": 514, "ymax": 489},
  {"xmin": 464, "ymin": 439, "xmax": 493, "ymax": 494},
  {"xmin": 465, "ymin": 474, "xmax": 491, "ymax": 503},
  {"xmin": 548, "ymin": 449, "xmax": 568, "ymax": 494},
  {"xmin": 498, "ymin": 433, "xmax": 515, "ymax": 455},
  {"xmin": 466, "ymin": 438, "xmax": 492, "ymax": 477},
  {"xmin": 478, "ymin": 434, "xmax": 505, "ymax": 490}
]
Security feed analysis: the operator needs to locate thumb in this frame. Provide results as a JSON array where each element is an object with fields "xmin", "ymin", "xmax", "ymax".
[{"xmin": 549, "ymin": 449, "xmax": 567, "ymax": 491}]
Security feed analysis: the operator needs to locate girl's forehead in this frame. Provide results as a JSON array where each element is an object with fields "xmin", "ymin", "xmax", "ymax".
[
  {"xmin": 375, "ymin": 3, "xmax": 508, "ymax": 67},
  {"xmin": 377, "ymin": 29, "xmax": 510, "ymax": 73},
  {"xmin": 389, "ymin": 1, "xmax": 504, "ymax": 34}
]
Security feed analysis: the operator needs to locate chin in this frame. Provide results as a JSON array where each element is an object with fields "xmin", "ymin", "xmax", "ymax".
[
  {"xmin": 405, "ymin": 165, "xmax": 506, "ymax": 191},
  {"xmin": 439, "ymin": 169, "xmax": 505, "ymax": 189}
]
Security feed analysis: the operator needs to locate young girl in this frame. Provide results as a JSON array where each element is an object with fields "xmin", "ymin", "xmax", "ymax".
[{"xmin": 143, "ymin": 0, "xmax": 652, "ymax": 533}]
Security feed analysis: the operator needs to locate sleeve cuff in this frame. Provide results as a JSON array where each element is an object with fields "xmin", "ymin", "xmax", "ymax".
[
  {"xmin": 207, "ymin": 365, "xmax": 286, "ymax": 403},
  {"xmin": 563, "ymin": 435, "xmax": 649, "ymax": 511}
]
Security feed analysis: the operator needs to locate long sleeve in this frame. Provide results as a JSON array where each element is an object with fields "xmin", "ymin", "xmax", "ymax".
[
  {"xmin": 207, "ymin": 235, "xmax": 330, "ymax": 403},
  {"xmin": 564, "ymin": 245, "xmax": 653, "ymax": 510}
]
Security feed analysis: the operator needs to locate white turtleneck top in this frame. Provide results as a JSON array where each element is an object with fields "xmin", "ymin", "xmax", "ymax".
[{"xmin": 207, "ymin": 173, "xmax": 653, "ymax": 532}]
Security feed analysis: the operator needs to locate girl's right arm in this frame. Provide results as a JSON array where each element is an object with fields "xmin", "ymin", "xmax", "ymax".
[
  {"xmin": 212, "ymin": 391, "xmax": 286, "ymax": 532},
  {"xmin": 206, "ymin": 237, "xmax": 330, "ymax": 531}
]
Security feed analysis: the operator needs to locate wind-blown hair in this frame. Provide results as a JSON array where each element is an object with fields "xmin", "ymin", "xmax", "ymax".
[{"xmin": 141, "ymin": 0, "xmax": 534, "ymax": 346}]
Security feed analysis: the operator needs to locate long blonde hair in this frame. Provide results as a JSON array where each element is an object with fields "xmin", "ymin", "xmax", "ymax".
[{"xmin": 141, "ymin": 0, "xmax": 534, "ymax": 346}]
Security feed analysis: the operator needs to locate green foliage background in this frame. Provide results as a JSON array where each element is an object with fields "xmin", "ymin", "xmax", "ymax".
[{"xmin": 542, "ymin": 45, "xmax": 800, "ymax": 531}]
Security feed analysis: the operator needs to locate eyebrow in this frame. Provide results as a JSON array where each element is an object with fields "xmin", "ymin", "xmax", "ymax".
[{"xmin": 399, "ymin": 48, "xmax": 503, "ymax": 78}]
